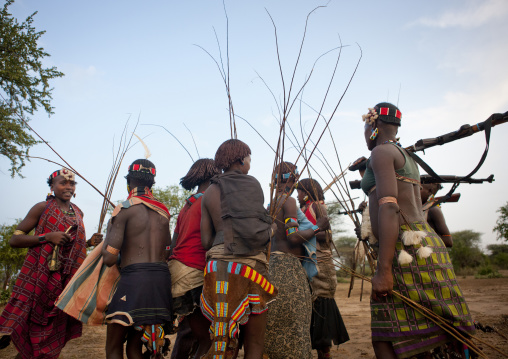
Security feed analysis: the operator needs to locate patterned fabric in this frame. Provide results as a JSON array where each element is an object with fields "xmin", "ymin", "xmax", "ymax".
[
  {"xmin": 0, "ymin": 198, "xmax": 87, "ymax": 359},
  {"xmin": 56, "ymin": 241, "xmax": 120, "ymax": 325},
  {"xmin": 371, "ymin": 222, "xmax": 475, "ymax": 358},
  {"xmin": 135, "ymin": 324, "xmax": 166, "ymax": 356},
  {"xmin": 112, "ymin": 186, "xmax": 170, "ymax": 220},
  {"xmin": 200, "ymin": 260, "xmax": 277, "ymax": 359},
  {"xmin": 264, "ymin": 252, "xmax": 312, "ymax": 359}
]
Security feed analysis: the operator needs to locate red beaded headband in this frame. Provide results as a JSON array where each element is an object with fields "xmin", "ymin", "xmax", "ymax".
[
  {"xmin": 128, "ymin": 164, "xmax": 156, "ymax": 176},
  {"xmin": 379, "ymin": 107, "xmax": 402, "ymax": 119}
]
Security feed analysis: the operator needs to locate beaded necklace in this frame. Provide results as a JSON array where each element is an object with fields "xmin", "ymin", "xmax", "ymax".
[
  {"xmin": 61, "ymin": 205, "xmax": 75, "ymax": 216},
  {"xmin": 383, "ymin": 139, "xmax": 402, "ymax": 147}
]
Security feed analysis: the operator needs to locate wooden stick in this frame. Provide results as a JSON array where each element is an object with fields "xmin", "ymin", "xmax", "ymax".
[{"xmin": 49, "ymin": 225, "xmax": 75, "ymax": 272}]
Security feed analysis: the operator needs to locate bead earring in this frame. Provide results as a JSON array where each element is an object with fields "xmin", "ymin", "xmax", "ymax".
[
  {"xmin": 73, "ymin": 193, "xmax": 76, "ymax": 198},
  {"xmin": 303, "ymin": 195, "xmax": 309, "ymax": 201},
  {"xmin": 240, "ymin": 160, "xmax": 244, "ymax": 166},
  {"xmin": 370, "ymin": 128, "xmax": 379, "ymax": 140}
]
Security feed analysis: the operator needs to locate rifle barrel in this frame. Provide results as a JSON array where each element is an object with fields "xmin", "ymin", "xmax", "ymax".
[{"xmin": 406, "ymin": 111, "xmax": 508, "ymax": 153}]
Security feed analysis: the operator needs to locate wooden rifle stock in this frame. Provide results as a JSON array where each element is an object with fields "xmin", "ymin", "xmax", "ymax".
[{"xmin": 436, "ymin": 193, "xmax": 461, "ymax": 203}]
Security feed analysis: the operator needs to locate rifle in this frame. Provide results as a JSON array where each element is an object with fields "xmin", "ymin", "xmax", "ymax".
[
  {"xmin": 349, "ymin": 174, "xmax": 494, "ymax": 190},
  {"xmin": 405, "ymin": 111, "xmax": 508, "ymax": 153},
  {"xmin": 338, "ymin": 193, "xmax": 461, "ymax": 215}
]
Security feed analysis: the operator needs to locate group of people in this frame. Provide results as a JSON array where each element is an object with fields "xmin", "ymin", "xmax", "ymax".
[{"xmin": 0, "ymin": 101, "xmax": 476, "ymax": 359}]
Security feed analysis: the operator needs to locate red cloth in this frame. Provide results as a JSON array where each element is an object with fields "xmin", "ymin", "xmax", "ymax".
[
  {"xmin": 302, "ymin": 200, "xmax": 318, "ymax": 225},
  {"xmin": 0, "ymin": 197, "xmax": 87, "ymax": 359},
  {"xmin": 170, "ymin": 193, "xmax": 206, "ymax": 271}
]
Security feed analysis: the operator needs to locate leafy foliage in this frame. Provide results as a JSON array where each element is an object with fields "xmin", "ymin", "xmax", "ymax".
[
  {"xmin": 0, "ymin": 0, "xmax": 64, "ymax": 176},
  {"xmin": 448, "ymin": 230, "xmax": 485, "ymax": 272},
  {"xmin": 151, "ymin": 185, "xmax": 192, "ymax": 232},
  {"xmin": 487, "ymin": 243, "xmax": 508, "ymax": 269},
  {"xmin": 334, "ymin": 236, "xmax": 356, "ymax": 277},
  {"xmin": 493, "ymin": 202, "xmax": 508, "ymax": 242},
  {"xmin": 0, "ymin": 220, "xmax": 28, "ymax": 292}
]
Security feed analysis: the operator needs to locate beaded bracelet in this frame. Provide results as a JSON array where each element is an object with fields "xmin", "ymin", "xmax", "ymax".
[{"xmin": 286, "ymin": 227, "xmax": 298, "ymax": 236}]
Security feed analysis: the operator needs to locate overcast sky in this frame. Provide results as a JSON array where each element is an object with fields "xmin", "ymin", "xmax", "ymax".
[{"xmin": 1, "ymin": 0, "xmax": 507, "ymax": 248}]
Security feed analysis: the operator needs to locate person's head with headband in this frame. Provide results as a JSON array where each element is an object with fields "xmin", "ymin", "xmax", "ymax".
[
  {"xmin": 125, "ymin": 159, "xmax": 156, "ymax": 192},
  {"xmin": 47, "ymin": 167, "xmax": 77, "ymax": 201},
  {"xmin": 362, "ymin": 102, "xmax": 402, "ymax": 151}
]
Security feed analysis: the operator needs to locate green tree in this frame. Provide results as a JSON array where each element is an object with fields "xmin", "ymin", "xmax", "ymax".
[
  {"xmin": 334, "ymin": 236, "xmax": 357, "ymax": 276},
  {"xmin": 493, "ymin": 202, "xmax": 508, "ymax": 242},
  {"xmin": 0, "ymin": 220, "xmax": 28, "ymax": 291},
  {"xmin": 0, "ymin": 0, "xmax": 64, "ymax": 176},
  {"xmin": 487, "ymin": 243, "xmax": 508, "ymax": 269},
  {"xmin": 152, "ymin": 185, "xmax": 192, "ymax": 231},
  {"xmin": 448, "ymin": 230, "xmax": 485, "ymax": 272},
  {"xmin": 106, "ymin": 185, "xmax": 191, "ymax": 232}
]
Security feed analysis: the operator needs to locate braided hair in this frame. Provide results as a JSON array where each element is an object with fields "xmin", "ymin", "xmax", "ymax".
[
  {"xmin": 126, "ymin": 159, "xmax": 156, "ymax": 188},
  {"xmin": 180, "ymin": 158, "xmax": 220, "ymax": 191},
  {"xmin": 297, "ymin": 178, "xmax": 324, "ymax": 201},
  {"xmin": 273, "ymin": 161, "xmax": 297, "ymax": 183},
  {"xmin": 214, "ymin": 139, "xmax": 251, "ymax": 171}
]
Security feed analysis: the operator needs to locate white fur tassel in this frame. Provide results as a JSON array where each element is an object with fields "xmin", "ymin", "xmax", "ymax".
[
  {"xmin": 398, "ymin": 249, "xmax": 413, "ymax": 265},
  {"xmin": 360, "ymin": 204, "xmax": 378, "ymax": 245},
  {"xmin": 401, "ymin": 231, "xmax": 426, "ymax": 246},
  {"xmin": 417, "ymin": 245, "xmax": 433, "ymax": 259},
  {"xmin": 133, "ymin": 133, "xmax": 151, "ymax": 159}
]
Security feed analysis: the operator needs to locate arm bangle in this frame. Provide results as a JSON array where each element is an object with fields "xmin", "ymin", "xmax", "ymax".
[
  {"xmin": 14, "ymin": 230, "xmax": 27, "ymax": 236},
  {"xmin": 311, "ymin": 225, "xmax": 320, "ymax": 235},
  {"xmin": 106, "ymin": 245, "xmax": 120, "ymax": 255},
  {"xmin": 378, "ymin": 196, "xmax": 398, "ymax": 206},
  {"xmin": 286, "ymin": 227, "xmax": 298, "ymax": 236}
]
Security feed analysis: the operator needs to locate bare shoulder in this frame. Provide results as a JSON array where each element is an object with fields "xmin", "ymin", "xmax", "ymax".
[
  {"xmin": 281, "ymin": 194, "xmax": 296, "ymax": 209},
  {"xmin": 370, "ymin": 143, "xmax": 398, "ymax": 161},
  {"xmin": 30, "ymin": 201, "xmax": 48, "ymax": 217},
  {"xmin": 203, "ymin": 184, "xmax": 220, "ymax": 203}
]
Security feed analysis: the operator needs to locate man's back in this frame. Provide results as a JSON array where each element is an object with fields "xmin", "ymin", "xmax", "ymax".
[{"xmin": 110, "ymin": 204, "xmax": 170, "ymax": 267}]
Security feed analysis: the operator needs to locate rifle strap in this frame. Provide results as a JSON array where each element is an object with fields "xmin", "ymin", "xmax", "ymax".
[{"xmin": 406, "ymin": 116, "xmax": 493, "ymax": 202}]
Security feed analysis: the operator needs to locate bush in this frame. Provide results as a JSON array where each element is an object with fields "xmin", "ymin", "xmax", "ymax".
[
  {"xmin": 492, "ymin": 253, "xmax": 508, "ymax": 269},
  {"xmin": 0, "ymin": 289, "xmax": 11, "ymax": 305},
  {"xmin": 475, "ymin": 265, "xmax": 502, "ymax": 279}
]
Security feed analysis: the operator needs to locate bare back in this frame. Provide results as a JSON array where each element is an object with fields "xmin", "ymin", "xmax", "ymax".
[{"xmin": 105, "ymin": 204, "xmax": 171, "ymax": 267}]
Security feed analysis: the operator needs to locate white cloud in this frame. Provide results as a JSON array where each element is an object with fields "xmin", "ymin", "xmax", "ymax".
[{"xmin": 414, "ymin": 0, "xmax": 508, "ymax": 28}]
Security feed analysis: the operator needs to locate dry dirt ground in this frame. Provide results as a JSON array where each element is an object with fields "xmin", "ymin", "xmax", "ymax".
[{"xmin": 1, "ymin": 275, "xmax": 507, "ymax": 359}]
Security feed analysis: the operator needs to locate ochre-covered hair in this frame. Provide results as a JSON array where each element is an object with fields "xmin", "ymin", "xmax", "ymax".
[
  {"xmin": 126, "ymin": 159, "xmax": 156, "ymax": 188},
  {"xmin": 180, "ymin": 158, "xmax": 220, "ymax": 191},
  {"xmin": 297, "ymin": 178, "xmax": 324, "ymax": 201},
  {"xmin": 273, "ymin": 161, "xmax": 298, "ymax": 183},
  {"xmin": 214, "ymin": 139, "xmax": 251, "ymax": 171}
]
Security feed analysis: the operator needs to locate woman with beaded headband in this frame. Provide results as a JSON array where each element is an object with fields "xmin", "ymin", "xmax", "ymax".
[
  {"xmin": 264, "ymin": 163, "xmax": 330, "ymax": 359},
  {"xmin": 169, "ymin": 158, "xmax": 220, "ymax": 358},
  {"xmin": 296, "ymin": 178, "xmax": 349, "ymax": 359},
  {"xmin": 360, "ymin": 103, "xmax": 474, "ymax": 358},
  {"xmin": 0, "ymin": 168, "xmax": 102, "ymax": 359}
]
